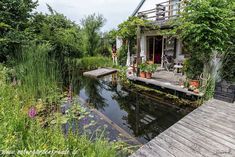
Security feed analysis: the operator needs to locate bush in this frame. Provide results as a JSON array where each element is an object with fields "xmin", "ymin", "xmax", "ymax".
[
  {"xmin": 220, "ymin": 51, "xmax": 235, "ymax": 82},
  {"xmin": 183, "ymin": 57, "xmax": 203, "ymax": 80},
  {"xmin": 67, "ymin": 56, "xmax": 113, "ymax": 70},
  {"xmin": 118, "ymin": 45, "xmax": 128, "ymax": 66}
]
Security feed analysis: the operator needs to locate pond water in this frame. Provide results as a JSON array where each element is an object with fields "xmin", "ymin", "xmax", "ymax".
[{"xmin": 68, "ymin": 72, "xmax": 194, "ymax": 144}]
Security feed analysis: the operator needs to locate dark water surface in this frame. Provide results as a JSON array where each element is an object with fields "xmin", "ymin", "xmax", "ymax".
[{"xmin": 70, "ymin": 73, "xmax": 194, "ymax": 144}]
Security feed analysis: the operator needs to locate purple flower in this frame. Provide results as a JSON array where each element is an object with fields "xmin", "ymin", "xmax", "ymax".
[
  {"xmin": 83, "ymin": 118, "xmax": 88, "ymax": 125},
  {"xmin": 67, "ymin": 84, "xmax": 73, "ymax": 104},
  {"xmin": 28, "ymin": 107, "xmax": 37, "ymax": 118}
]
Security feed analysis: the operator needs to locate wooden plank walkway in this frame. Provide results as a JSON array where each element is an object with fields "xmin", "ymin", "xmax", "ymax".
[
  {"xmin": 130, "ymin": 99, "xmax": 235, "ymax": 157},
  {"xmin": 128, "ymin": 75, "xmax": 204, "ymax": 97},
  {"xmin": 83, "ymin": 68, "xmax": 117, "ymax": 78}
]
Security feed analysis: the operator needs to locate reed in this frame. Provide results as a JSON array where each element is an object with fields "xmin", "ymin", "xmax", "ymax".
[{"xmin": 16, "ymin": 43, "xmax": 61, "ymax": 100}]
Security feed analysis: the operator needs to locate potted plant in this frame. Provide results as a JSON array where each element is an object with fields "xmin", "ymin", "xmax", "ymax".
[
  {"xmin": 139, "ymin": 63, "xmax": 147, "ymax": 78},
  {"xmin": 146, "ymin": 64, "xmax": 157, "ymax": 79},
  {"xmin": 183, "ymin": 58, "xmax": 203, "ymax": 89}
]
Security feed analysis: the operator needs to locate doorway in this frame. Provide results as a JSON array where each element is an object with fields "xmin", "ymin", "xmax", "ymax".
[{"xmin": 146, "ymin": 36, "xmax": 163, "ymax": 64}]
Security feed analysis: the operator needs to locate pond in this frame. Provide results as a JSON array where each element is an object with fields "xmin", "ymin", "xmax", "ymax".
[{"xmin": 67, "ymin": 72, "xmax": 194, "ymax": 144}]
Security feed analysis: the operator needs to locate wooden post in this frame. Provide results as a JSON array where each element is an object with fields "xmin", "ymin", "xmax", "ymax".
[
  {"xmin": 136, "ymin": 26, "xmax": 141, "ymax": 76},
  {"xmin": 153, "ymin": 37, "xmax": 156, "ymax": 63}
]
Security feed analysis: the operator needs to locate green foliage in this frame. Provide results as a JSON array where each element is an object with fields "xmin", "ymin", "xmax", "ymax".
[
  {"xmin": 178, "ymin": 0, "xmax": 233, "ymax": 62},
  {"xmin": 30, "ymin": 12, "xmax": 83, "ymax": 60},
  {"xmin": 67, "ymin": 56, "xmax": 113, "ymax": 70},
  {"xmin": 0, "ymin": 0, "xmax": 37, "ymax": 62},
  {"xmin": 118, "ymin": 45, "xmax": 128, "ymax": 66},
  {"xmin": 106, "ymin": 29, "xmax": 118, "ymax": 46},
  {"xmin": 183, "ymin": 57, "xmax": 203, "ymax": 80},
  {"xmin": 0, "ymin": 66, "xmax": 123, "ymax": 157},
  {"xmin": 220, "ymin": 51, "xmax": 235, "ymax": 82},
  {"xmin": 117, "ymin": 16, "xmax": 149, "ymax": 41},
  {"xmin": 81, "ymin": 14, "xmax": 106, "ymax": 56},
  {"xmin": 146, "ymin": 64, "xmax": 158, "ymax": 73},
  {"xmin": 15, "ymin": 43, "xmax": 61, "ymax": 100},
  {"xmin": 139, "ymin": 63, "xmax": 147, "ymax": 72},
  {"xmin": 220, "ymin": 4, "xmax": 235, "ymax": 82}
]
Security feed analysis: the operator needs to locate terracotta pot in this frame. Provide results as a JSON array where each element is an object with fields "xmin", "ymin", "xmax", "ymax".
[
  {"xmin": 139, "ymin": 71, "xmax": 146, "ymax": 78},
  {"xmin": 190, "ymin": 80, "xmax": 200, "ymax": 88},
  {"xmin": 146, "ymin": 72, "xmax": 152, "ymax": 79}
]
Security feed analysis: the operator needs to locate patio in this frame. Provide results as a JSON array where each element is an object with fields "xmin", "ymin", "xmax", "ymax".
[
  {"xmin": 128, "ymin": 69, "xmax": 204, "ymax": 99},
  {"xmin": 152, "ymin": 70, "xmax": 186, "ymax": 85}
]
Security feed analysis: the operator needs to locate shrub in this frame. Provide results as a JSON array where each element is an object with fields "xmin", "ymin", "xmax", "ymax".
[
  {"xmin": 183, "ymin": 57, "xmax": 203, "ymax": 80},
  {"xmin": 67, "ymin": 56, "xmax": 113, "ymax": 70},
  {"xmin": 118, "ymin": 45, "xmax": 128, "ymax": 66}
]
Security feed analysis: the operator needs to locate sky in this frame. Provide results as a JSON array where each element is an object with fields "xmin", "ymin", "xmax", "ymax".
[{"xmin": 36, "ymin": 0, "xmax": 142, "ymax": 32}]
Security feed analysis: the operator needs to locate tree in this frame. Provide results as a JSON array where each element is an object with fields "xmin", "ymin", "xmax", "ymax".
[
  {"xmin": 81, "ymin": 14, "xmax": 106, "ymax": 56},
  {"xmin": 178, "ymin": 0, "xmax": 232, "ymax": 63},
  {"xmin": 0, "ymin": 0, "xmax": 38, "ymax": 62},
  {"xmin": 117, "ymin": 16, "xmax": 149, "ymax": 66}
]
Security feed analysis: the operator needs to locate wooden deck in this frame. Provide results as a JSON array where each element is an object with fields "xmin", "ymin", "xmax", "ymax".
[
  {"xmin": 128, "ymin": 75, "xmax": 204, "ymax": 97},
  {"xmin": 130, "ymin": 99, "xmax": 235, "ymax": 157},
  {"xmin": 83, "ymin": 68, "xmax": 117, "ymax": 78}
]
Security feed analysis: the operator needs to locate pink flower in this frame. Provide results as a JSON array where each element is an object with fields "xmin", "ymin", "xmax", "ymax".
[{"xmin": 28, "ymin": 107, "xmax": 37, "ymax": 118}]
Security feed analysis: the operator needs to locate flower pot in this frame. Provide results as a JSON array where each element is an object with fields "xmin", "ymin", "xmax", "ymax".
[
  {"xmin": 146, "ymin": 72, "xmax": 152, "ymax": 79},
  {"xmin": 139, "ymin": 71, "xmax": 146, "ymax": 78},
  {"xmin": 189, "ymin": 80, "xmax": 200, "ymax": 88}
]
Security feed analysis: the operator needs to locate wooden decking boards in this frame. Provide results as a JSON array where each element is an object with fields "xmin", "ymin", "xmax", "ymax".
[
  {"xmin": 130, "ymin": 99, "xmax": 235, "ymax": 157},
  {"xmin": 128, "ymin": 75, "xmax": 204, "ymax": 97},
  {"xmin": 83, "ymin": 68, "xmax": 117, "ymax": 78}
]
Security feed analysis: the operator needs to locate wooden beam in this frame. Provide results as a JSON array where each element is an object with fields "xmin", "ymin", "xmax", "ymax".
[{"xmin": 136, "ymin": 26, "xmax": 141, "ymax": 76}]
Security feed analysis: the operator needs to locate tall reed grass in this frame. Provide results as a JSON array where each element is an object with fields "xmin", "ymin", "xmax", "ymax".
[{"xmin": 16, "ymin": 43, "xmax": 61, "ymax": 100}]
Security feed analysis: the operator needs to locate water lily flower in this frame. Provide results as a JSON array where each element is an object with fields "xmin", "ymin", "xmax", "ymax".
[{"xmin": 28, "ymin": 107, "xmax": 37, "ymax": 118}]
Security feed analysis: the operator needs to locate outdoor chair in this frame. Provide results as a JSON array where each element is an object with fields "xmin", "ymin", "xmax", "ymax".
[{"xmin": 162, "ymin": 55, "xmax": 174, "ymax": 71}]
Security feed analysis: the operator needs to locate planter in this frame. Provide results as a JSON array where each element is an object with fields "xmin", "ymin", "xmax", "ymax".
[
  {"xmin": 146, "ymin": 72, "xmax": 152, "ymax": 79},
  {"xmin": 189, "ymin": 80, "xmax": 200, "ymax": 88},
  {"xmin": 139, "ymin": 71, "xmax": 146, "ymax": 78},
  {"xmin": 214, "ymin": 80, "xmax": 235, "ymax": 103}
]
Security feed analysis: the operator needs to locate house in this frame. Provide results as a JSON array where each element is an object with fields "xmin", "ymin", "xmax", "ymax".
[{"xmin": 133, "ymin": 0, "xmax": 185, "ymax": 68}]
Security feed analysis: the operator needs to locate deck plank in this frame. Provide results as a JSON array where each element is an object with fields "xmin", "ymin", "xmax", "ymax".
[
  {"xmin": 83, "ymin": 68, "xmax": 117, "ymax": 78},
  {"xmin": 130, "ymin": 99, "xmax": 235, "ymax": 157}
]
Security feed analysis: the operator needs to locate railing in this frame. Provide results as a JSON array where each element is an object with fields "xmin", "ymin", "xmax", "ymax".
[{"xmin": 137, "ymin": 0, "xmax": 185, "ymax": 23}]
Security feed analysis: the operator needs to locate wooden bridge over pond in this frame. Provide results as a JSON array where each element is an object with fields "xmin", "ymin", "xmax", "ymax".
[{"xmin": 130, "ymin": 99, "xmax": 235, "ymax": 157}]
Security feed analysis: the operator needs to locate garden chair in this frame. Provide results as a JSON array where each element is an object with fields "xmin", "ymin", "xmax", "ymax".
[{"xmin": 162, "ymin": 55, "xmax": 174, "ymax": 71}]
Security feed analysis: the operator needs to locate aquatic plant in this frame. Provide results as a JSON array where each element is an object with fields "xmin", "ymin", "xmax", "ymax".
[{"xmin": 15, "ymin": 43, "xmax": 61, "ymax": 100}]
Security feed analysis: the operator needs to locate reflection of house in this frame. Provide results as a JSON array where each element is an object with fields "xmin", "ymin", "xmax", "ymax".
[{"xmin": 134, "ymin": 0, "xmax": 185, "ymax": 67}]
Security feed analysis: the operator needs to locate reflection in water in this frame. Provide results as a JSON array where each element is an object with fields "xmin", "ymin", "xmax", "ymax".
[{"xmin": 66, "ymin": 72, "xmax": 193, "ymax": 144}]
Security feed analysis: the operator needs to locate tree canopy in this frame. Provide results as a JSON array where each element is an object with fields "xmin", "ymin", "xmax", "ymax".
[
  {"xmin": 178, "ymin": 0, "xmax": 233, "ymax": 62},
  {"xmin": 81, "ymin": 14, "xmax": 106, "ymax": 56}
]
